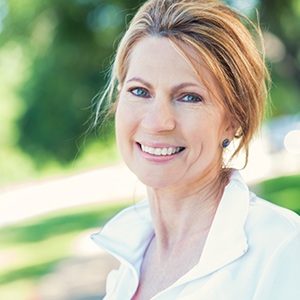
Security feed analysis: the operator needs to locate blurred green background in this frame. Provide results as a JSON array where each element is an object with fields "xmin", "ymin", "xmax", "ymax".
[
  {"xmin": 0, "ymin": 0, "xmax": 300, "ymax": 184},
  {"xmin": 0, "ymin": 0, "xmax": 299, "ymax": 299}
]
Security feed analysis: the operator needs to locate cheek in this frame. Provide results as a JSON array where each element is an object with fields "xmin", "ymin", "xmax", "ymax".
[
  {"xmin": 193, "ymin": 113, "xmax": 225, "ymax": 141},
  {"xmin": 115, "ymin": 102, "xmax": 137, "ymax": 153}
]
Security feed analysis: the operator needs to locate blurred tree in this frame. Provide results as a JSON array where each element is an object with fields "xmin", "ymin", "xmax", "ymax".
[
  {"xmin": 258, "ymin": 0, "xmax": 300, "ymax": 116},
  {"xmin": 1, "ymin": 0, "xmax": 143, "ymax": 166}
]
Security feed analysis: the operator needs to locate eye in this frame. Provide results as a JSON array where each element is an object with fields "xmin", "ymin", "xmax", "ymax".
[
  {"xmin": 180, "ymin": 93, "xmax": 203, "ymax": 103},
  {"xmin": 130, "ymin": 87, "xmax": 150, "ymax": 98}
]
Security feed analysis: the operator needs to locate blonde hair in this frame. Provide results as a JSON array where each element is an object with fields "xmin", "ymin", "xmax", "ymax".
[{"xmin": 95, "ymin": 0, "xmax": 270, "ymax": 167}]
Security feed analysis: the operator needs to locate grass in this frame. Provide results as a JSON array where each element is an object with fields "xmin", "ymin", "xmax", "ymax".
[
  {"xmin": 252, "ymin": 173, "xmax": 300, "ymax": 215},
  {"xmin": 0, "ymin": 201, "xmax": 126, "ymax": 247},
  {"xmin": 0, "ymin": 201, "xmax": 130, "ymax": 299}
]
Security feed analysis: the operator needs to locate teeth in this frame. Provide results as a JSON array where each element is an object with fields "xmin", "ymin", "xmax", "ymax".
[{"xmin": 141, "ymin": 144, "xmax": 182, "ymax": 156}]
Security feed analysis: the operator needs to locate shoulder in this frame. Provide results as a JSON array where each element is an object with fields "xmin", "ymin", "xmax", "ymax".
[
  {"xmin": 247, "ymin": 196, "xmax": 300, "ymax": 299},
  {"xmin": 249, "ymin": 193, "xmax": 300, "ymax": 232},
  {"xmin": 245, "ymin": 192, "xmax": 300, "ymax": 251},
  {"xmin": 226, "ymin": 170, "xmax": 300, "ymax": 239}
]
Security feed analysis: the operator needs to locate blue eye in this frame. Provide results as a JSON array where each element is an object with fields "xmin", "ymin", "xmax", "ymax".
[
  {"xmin": 130, "ymin": 87, "xmax": 149, "ymax": 98},
  {"xmin": 181, "ymin": 94, "xmax": 203, "ymax": 103}
]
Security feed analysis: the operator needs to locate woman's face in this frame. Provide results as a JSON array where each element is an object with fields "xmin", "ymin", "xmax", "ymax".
[{"xmin": 116, "ymin": 37, "xmax": 234, "ymax": 189}]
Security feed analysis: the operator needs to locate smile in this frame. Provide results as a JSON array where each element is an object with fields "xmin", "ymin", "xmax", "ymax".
[{"xmin": 140, "ymin": 144, "xmax": 185, "ymax": 156}]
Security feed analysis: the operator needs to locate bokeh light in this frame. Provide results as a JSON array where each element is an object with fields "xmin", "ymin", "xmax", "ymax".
[{"xmin": 284, "ymin": 130, "xmax": 300, "ymax": 154}]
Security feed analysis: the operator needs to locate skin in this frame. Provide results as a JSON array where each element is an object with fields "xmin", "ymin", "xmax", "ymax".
[{"xmin": 115, "ymin": 37, "xmax": 236, "ymax": 299}]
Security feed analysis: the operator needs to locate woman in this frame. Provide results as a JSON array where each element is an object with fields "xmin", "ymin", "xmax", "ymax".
[{"xmin": 91, "ymin": 0, "xmax": 300, "ymax": 299}]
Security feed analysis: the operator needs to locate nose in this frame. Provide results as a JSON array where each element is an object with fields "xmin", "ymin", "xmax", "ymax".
[{"xmin": 141, "ymin": 98, "xmax": 176, "ymax": 133}]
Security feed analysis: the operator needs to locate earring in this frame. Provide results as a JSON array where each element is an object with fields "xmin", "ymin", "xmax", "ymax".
[{"xmin": 222, "ymin": 138, "xmax": 230, "ymax": 148}]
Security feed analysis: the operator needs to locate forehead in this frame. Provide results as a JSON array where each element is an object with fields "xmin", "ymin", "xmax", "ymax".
[{"xmin": 125, "ymin": 36, "xmax": 217, "ymax": 86}]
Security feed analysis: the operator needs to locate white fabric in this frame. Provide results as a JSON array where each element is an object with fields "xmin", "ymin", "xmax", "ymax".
[{"xmin": 91, "ymin": 171, "xmax": 300, "ymax": 299}]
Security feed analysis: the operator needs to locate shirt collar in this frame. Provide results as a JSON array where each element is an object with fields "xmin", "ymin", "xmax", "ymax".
[
  {"xmin": 186, "ymin": 170, "xmax": 249, "ymax": 279},
  {"xmin": 92, "ymin": 170, "xmax": 249, "ymax": 279},
  {"xmin": 91, "ymin": 199, "xmax": 154, "ymax": 269}
]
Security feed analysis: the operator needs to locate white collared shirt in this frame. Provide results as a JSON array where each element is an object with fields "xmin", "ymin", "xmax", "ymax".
[{"xmin": 91, "ymin": 171, "xmax": 300, "ymax": 299}]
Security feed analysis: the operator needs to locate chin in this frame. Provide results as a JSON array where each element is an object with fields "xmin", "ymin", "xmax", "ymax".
[{"xmin": 137, "ymin": 173, "xmax": 180, "ymax": 190}]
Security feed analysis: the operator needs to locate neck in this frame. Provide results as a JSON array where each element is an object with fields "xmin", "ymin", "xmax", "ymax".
[{"xmin": 147, "ymin": 171, "xmax": 227, "ymax": 252}]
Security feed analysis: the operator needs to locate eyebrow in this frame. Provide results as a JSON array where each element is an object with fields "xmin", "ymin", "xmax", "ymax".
[
  {"xmin": 125, "ymin": 76, "xmax": 205, "ymax": 93},
  {"xmin": 126, "ymin": 77, "xmax": 153, "ymax": 89}
]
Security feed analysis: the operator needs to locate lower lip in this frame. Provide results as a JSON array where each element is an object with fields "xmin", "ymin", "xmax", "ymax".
[{"xmin": 137, "ymin": 144, "xmax": 183, "ymax": 163}]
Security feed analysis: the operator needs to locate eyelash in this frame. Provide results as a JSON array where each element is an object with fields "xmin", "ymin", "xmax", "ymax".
[
  {"xmin": 129, "ymin": 87, "xmax": 203, "ymax": 103},
  {"xmin": 180, "ymin": 94, "xmax": 203, "ymax": 103},
  {"xmin": 129, "ymin": 87, "xmax": 150, "ymax": 98}
]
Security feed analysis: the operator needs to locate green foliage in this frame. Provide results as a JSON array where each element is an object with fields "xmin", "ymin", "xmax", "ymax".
[
  {"xmin": 258, "ymin": 0, "xmax": 300, "ymax": 116},
  {"xmin": 13, "ymin": 0, "xmax": 121, "ymax": 164},
  {"xmin": 0, "ymin": 0, "xmax": 143, "ymax": 169}
]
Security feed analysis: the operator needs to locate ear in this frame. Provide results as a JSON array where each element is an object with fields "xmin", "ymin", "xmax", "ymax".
[{"xmin": 224, "ymin": 119, "xmax": 239, "ymax": 140}]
